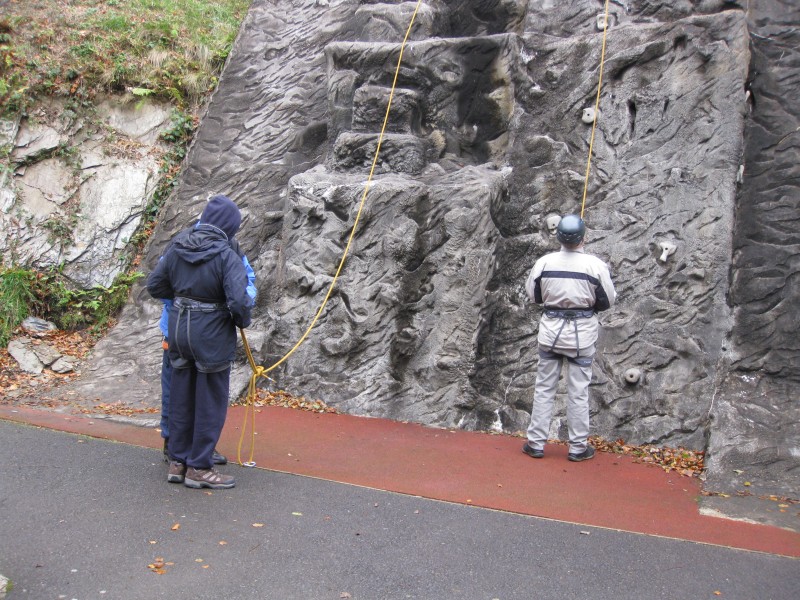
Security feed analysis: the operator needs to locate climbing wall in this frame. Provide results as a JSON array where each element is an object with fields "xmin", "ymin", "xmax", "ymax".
[{"xmin": 73, "ymin": 1, "xmax": 796, "ymax": 504}]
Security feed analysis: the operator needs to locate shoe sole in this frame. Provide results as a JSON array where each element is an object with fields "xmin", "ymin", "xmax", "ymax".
[
  {"xmin": 522, "ymin": 444, "xmax": 544, "ymax": 459},
  {"xmin": 184, "ymin": 478, "xmax": 235, "ymax": 490},
  {"xmin": 568, "ymin": 451, "xmax": 596, "ymax": 462},
  {"xmin": 167, "ymin": 474, "xmax": 185, "ymax": 483},
  {"xmin": 522, "ymin": 448, "xmax": 544, "ymax": 459}
]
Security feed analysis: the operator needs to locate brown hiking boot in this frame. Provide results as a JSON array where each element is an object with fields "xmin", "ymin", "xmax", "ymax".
[
  {"xmin": 167, "ymin": 460, "xmax": 187, "ymax": 483},
  {"xmin": 184, "ymin": 467, "xmax": 235, "ymax": 489}
]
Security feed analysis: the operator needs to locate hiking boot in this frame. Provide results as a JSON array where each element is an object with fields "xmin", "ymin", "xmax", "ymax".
[
  {"xmin": 184, "ymin": 467, "xmax": 235, "ymax": 490},
  {"xmin": 522, "ymin": 443, "xmax": 544, "ymax": 459},
  {"xmin": 163, "ymin": 438, "xmax": 169, "ymax": 463},
  {"xmin": 568, "ymin": 446, "xmax": 596, "ymax": 462},
  {"xmin": 212, "ymin": 449, "xmax": 228, "ymax": 465},
  {"xmin": 167, "ymin": 460, "xmax": 187, "ymax": 483}
]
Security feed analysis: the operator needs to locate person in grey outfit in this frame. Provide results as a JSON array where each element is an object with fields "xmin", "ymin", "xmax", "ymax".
[{"xmin": 522, "ymin": 214, "xmax": 616, "ymax": 462}]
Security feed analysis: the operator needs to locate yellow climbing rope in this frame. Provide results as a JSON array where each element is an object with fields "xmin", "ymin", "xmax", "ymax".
[
  {"xmin": 236, "ymin": 0, "xmax": 611, "ymax": 463},
  {"xmin": 580, "ymin": 0, "xmax": 611, "ymax": 219},
  {"xmin": 236, "ymin": 0, "xmax": 425, "ymax": 466}
]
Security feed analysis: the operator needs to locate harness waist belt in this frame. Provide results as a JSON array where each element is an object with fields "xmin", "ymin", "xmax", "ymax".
[
  {"xmin": 174, "ymin": 296, "xmax": 226, "ymax": 311},
  {"xmin": 544, "ymin": 308, "xmax": 594, "ymax": 319}
]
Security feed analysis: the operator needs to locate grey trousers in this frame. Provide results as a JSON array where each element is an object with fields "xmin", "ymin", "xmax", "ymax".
[{"xmin": 526, "ymin": 345, "xmax": 595, "ymax": 454}]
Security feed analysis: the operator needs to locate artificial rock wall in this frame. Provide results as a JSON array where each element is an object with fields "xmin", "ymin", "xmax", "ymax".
[{"xmin": 71, "ymin": 1, "xmax": 798, "ymax": 497}]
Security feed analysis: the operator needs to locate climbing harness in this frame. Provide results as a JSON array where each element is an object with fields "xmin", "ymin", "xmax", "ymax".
[
  {"xmin": 543, "ymin": 308, "xmax": 595, "ymax": 358},
  {"xmin": 235, "ymin": 0, "xmax": 425, "ymax": 466}
]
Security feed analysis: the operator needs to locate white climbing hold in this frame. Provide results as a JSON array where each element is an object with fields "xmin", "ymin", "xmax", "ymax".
[
  {"xmin": 545, "ymin": 214, "xmax": 561, "ymax": 235},
  {"xmin": 624, "ymin": 368, "xmax": 642, "ymax": 384},
  {"xmin": 582, "ymin": 107, "xmax": 597, "ymax": 124},
  {"xmin": 657, "ymin": 241, "xmax": 677, "ymax": 263}
]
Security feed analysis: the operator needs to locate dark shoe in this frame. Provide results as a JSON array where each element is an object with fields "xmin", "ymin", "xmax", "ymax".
[
  {"xmin": 212, "ymin": 449, "xmax": 227, "ymax": 465},
  {"xmin": 163, "ymin": 438, "xmax": 169, "ymax": 463},
  {"xmin": 184, "ymin": 467, "xmax": 235, "ymax": 490},
  {"xmin": 568, "ymin": 446, "xmax": 596, "ymax": 462},
  {"xmin": 167, "ymin": 460, "xmax": 187, "ymax": 483},
  {"xmin": 522, "ymin": 442, "xmax": 544, "ymax": 459}
]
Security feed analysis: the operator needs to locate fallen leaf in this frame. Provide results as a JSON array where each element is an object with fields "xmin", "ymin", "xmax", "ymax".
[
  {"xmin": 203, "ymin": 564, "xmax": 210, "ymax": 569},
  {"xmin": 171, "ymin": 523, "xmax": 180, "ymax": 531},
  {"xmin": 340, "ymin": 593, "xmax": 352, "ymax": 599},
  {"xmin": 149, "ymin": 540, "xmax": 157, "ymax": 544},
  {"xmin": 195, "ymin": 558, "xmax": 203, "ymax": 563},
  {"xmin": 292, "ymin": 512, "xmax": 303, "ymax": 516},
  {"xmin": 744, "ymin": 481, "xmax": 751, "ymax": 487},
  {"xmin": 219, "ymin": 541, "xmax": 228, "ymax": 545},
  {"xmin": 252, "ymin": 523, "xmax": 264, "ymax": 528}
]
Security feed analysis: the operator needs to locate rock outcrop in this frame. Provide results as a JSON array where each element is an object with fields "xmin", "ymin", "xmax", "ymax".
[
  {"xmin": 0, "ymin": 98, "xmax": 171, "ymax": 288},
  {"xmin": 65, "ymin": 0, "xmax": 797, "ymax": 502}
]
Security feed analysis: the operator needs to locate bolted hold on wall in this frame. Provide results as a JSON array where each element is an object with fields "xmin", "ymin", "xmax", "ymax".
[
  {"xmin": 544, "ymin": 213, "xmax": 561, "ymax": 235},
  {"xmin": 582, "ymin": 107, "xmax": 597, "ymax": 124},
  {"xmin": 657, "ymin": 241, "xmax": 677, "ymax": 263},
  {"xmin": 624, "ymin": 368, "xmax": 642, "ymax": 385}
]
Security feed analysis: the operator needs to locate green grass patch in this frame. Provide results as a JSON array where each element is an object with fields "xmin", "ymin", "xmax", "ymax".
[
  {"xmin": 0, "ymin": 0, "xmax": 251, "ymax": 116},
  {"xmin": 0, "ymin": 265, "xmax": 145, "ymax": 344},
  {"xmin": 0, "ymin": 268, "xmax": 38, "ymax": 347}
]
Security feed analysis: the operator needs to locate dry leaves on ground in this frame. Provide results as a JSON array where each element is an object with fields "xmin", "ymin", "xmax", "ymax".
[
  {"xmin": 0, "ymin": 329, "xmax": 93, "ymax": 400},
  {"xmin": 241, "ymin": 388, "xmax": 338, "ymax": 414},
  {"xmin": 589, "ymin": 436, "xmax": 705, "ymax": 478},
  {"xmin": 78, "ymin": 402, "xmax": 159, "ymax": 418}
]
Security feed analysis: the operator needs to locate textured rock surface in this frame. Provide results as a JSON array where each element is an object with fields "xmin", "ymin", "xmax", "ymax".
[
  {"xmin": 703, "ymin": 0, "xmax": 800, "ymax": 504},
  {"xmin": 0, "ymin": 98, "xmax": 170, "ymax": 287},
  {"xmin": 67, "ymin": 1, "xmax": 797, "ymax": 501}
]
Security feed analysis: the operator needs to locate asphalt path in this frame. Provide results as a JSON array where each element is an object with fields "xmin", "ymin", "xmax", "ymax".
[{"xmin": 1, "ymin": 420, "xmax": 798, "ymax": 600}]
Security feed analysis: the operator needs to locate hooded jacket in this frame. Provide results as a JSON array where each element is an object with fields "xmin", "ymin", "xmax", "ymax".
[{"xmin": 147, "ymin": 224, "xmax": 252, "ymax": 372}]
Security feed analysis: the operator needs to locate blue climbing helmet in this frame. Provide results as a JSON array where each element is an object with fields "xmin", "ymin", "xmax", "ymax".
[{"xmin": 556, "ymin": 214, "xmax": 586, "ymax": 246}]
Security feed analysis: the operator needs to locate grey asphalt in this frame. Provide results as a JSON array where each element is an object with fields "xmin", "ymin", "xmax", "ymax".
[{"xmin": 1, "ymin": 419, "xmax": 798, "ymax": 600}]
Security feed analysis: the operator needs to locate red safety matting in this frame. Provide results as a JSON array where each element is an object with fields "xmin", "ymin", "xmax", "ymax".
[{"xmin": 2, "ymin": 404, "xmax": 798, "ymax": 558}]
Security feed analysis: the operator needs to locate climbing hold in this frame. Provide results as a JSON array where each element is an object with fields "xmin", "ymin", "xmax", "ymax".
[
  {"xmin": 544, "ymin": 214, "xmax": 561, "ymax": 235},
  {"xmin": 596, "ymin": 14, "xmax": 610, "ymax": 31},
  {"xmin": 624, "ymin": 368, "xmax": 642, "ymax": 385},
  {"xmin": 657, "ymin": 241, "xmax": 677, "ymax": 263},
  {"xmin": 582, "ymin": 107, "xmax": 597, "ymax": 124}
]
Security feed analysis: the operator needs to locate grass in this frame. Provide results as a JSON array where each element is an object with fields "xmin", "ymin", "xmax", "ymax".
[
  {"xmin": 0, "ymin": 265, "xmax": 145, "ymax": 345},
  {"xmin": 0, "ymin": 1, "xmax": 250, "ymax": 342},
  {"xmin": 0, "ymin": 0, "xmax": 252, "ymax": 116},
  {"xmin": 0, "ymin": 268, "xmax": 38, "ymax": 347}
]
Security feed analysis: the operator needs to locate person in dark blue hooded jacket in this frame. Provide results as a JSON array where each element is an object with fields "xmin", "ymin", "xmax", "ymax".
[{"xmin": 147, "ymin": 194, "xmax": 252, "ymax": 489}]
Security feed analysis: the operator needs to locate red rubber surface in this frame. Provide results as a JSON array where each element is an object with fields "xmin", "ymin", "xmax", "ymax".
[{"xmin": 2, "ymin": 404, "xmax": 798, "ymax": 557}]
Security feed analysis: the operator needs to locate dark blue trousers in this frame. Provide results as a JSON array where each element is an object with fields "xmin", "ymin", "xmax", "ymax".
[{"xmin": 168, "ymin": 364, "xmax": 230, "ymax": 469}]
